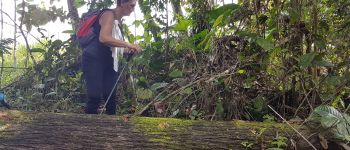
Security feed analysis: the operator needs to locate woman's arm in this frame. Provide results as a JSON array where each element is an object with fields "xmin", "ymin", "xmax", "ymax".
[{"xmin": 98, "ymin": 11, "xmax": 142, "ymax": 52}]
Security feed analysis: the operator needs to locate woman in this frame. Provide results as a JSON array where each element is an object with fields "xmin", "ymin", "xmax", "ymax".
[{"xmin": 82, "ymin": 0, "xmax": 142, "ymax": 115}]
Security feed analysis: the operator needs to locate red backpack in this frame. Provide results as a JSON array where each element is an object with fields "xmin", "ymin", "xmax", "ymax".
[{"xmin": 76, "ymin": 9, "xmax": 113, "ymax": 48}]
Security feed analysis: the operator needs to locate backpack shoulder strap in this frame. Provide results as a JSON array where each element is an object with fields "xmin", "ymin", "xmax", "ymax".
[
  {"xmin": 97, "ymin": 9, "xmax": 116, "ymax": 23},
  {"xmin": 99, "ymin": 9, "xmax": 125, "ymax": 40}
]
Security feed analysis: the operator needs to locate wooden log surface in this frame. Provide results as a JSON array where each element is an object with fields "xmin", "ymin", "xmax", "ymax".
[{"xmin": 0, "ymin": 110, "xmax": 321, "ymax": 150}]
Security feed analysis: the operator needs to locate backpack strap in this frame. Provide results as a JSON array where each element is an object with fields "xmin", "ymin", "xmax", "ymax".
[
  {"xmin": 96, "ymin": 9, "xmax": 125, "ymax": 41},
  {"xmin": 96, "ymin": 9, "xmax": 115, "ymax": 26}
]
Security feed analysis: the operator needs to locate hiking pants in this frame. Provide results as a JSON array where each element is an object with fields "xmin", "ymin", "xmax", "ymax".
[{"xmin": 82, "ymin": 52, "xmax": 118, "ymax": 115}]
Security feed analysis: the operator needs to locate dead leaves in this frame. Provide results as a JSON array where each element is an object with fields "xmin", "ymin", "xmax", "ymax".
[
  {"xmin": 158, "ymin": 122, "xmax": 170, "ymax": 129},
  {"xmin": 122, "ymin": 114, "xmax": 132, "ymax": 122},
  {"xmin": 0, "ymin": 111, "xmax": 14, "ymax": 121},
  {"xmin": 318, "ymin": 134, "xmax": 328, "ymax": 149},
  {"xmin": 0, "ymin": 111, "xmax": 14, "ymax": 132}
]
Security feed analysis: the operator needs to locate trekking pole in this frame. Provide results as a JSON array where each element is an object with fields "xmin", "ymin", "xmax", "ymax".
[{"xmin": 100, "ymin": 53, "xmax": 133, "ymax": 115}]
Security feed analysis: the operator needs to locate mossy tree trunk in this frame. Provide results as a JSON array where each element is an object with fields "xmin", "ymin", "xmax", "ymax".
[{"xmin": 0, "ymin": 112, "xmax": 321, "ymax": 150}]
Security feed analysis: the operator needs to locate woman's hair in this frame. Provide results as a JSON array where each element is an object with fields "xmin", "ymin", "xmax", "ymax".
[{"xmin": 116, "ymin": 0, "xmax": 131, "ymax": 6}]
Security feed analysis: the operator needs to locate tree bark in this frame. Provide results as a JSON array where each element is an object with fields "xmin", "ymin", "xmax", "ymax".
[
  {"xmin": 67, "ymin": 0, "xmax": 80, "ymax": 31},
  {"xmin": 13, "ymin": 0, "xmax": 17, "ymax": 68},
  {"xmin": 170, "ymin": 0, "xmax": 183, "ymax": 17},
  {"xmin": 17, "ymin": 0, "xmax": 37, "ymax": 67},
  {"xmin": 0, "ymin": 112, "xmax": 322, "ymax": 150},
  {"xmin": 0, "ymin": 0, "xmax": 3, "ymax": 88}
]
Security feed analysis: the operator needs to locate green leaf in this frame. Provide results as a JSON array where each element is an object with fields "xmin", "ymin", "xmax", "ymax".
[
  {"xmin": 237, "ymin": 69, "xmax": 246, "ymax": 74},
  {"xmin": 243, "ymin": 76, "xmax": 256, "ymax": 88},
  {"xmin": 271, "ymin": 136, "xmax": 287, "ymax": 148},
  {"xmin": 74, "ymin": 0, "xmax": 86, "ymax": 8},
  {"xmin": 331, "ymin": 95, "xmax": 342, "ymax": 108},
  {"xmin": 313, "ymin": 60, "xmax": 334, "ymax": 67},
  {"xmin": 256, "ymin": 38, "xmax": 274, "ymax": 51},
  {"xmin": 169, "ymin": 69, "xmax": 183, "ymax": 78},
  {"xmin": 174, "ymin": 19, "xmax": 192, "ymax": 31},
  {"xmin": 208, "ymin": 4, "xmax": 240, "ymax": 19},
  {"xmin": 308, "ymin": 105, "xmax": 350, "ymax": 142},
  {"xmin": 144, "ymin": 32, "xmax": 152, "ymax": 43},
  {"xmin": 182, "ymin": 88, "xmax": 192, "ymax": 94},
  {"xmin": 315, "ymin": 35, "xmax": 327, "ymax": 50},
  {"xmin": 136, "ymin": 88, "xmax": 153, "ymax": 99},
  {"xmin": 30, "ymin": 48, "xmax": 46, "ymax": 53},
  {"xmin": 298, "ymin": 52, "xmax": 317, "ymax": 68},
  {"xmin": 198, "ymin": 31, "xmax": 214, "ymax": 50},
  {"xmin": 324, "ymin": 76, "xmax": 344, "ymax": 87},
  {"xmin": 47, "ymin": 39, "xmax": 63, "ymax": 53},
  {"xmin": 194, "ymin": 29, "xmax": 209, "ymax": 40},
  {"xmin": 62, "ymin": 30, "xmax": 74, "ymax": 34},
  {"xmin": 254, "ymin": 96, "xmax": 265, "ymax": 112},
  {"xmin": 263, "ymin": 114, "xmax": 276, "ymax": 123},
  {"xmin": 149, "ymin": 58, "xmax": 165, "ymax": 72},
  {"xmin": 215, "ymin": 99, "xmax": 224, "ymax": 118},
  {"xmin": 204, "ymin": 36, "xmax": 213, "ymax": 51},
  {"xmin": 133, "ymin": 20, "xmax": 143, "ymax": 27},
  {"xmin": 320, "ymin": 114, "xmax": 340, "ymax": 128},
  {"xmin": 150, "ymin": 82, "xmax": 169, "ymax": 91},
  {"xmin": 312, "ymin": 105, "xmax": 342, "ymax": 118},
  {"xmin": 137, "ymin": 77, "xmax": 149, "ymax": 88},
  {"xmin": 213, "ymin": 14, "xmax": 224, "ymax": 28}
]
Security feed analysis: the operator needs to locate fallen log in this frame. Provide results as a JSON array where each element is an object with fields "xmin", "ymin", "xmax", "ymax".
[{"xmin": 0, "ymin": 110, "xmax": 323, "ymax": 149}]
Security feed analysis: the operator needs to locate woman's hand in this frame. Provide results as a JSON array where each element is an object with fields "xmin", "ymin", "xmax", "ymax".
[{"xmin": 126, "ymin": 43, "xmax": 143, "ymax": 53}]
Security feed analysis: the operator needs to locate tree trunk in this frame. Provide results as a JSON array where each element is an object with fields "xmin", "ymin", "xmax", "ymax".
[
  {"xmin": 0, "ymin": 0, "xmax": 3, "ymax": 88},
  {"xmin": 189, "ymin": 0, "xmax": 213, "ymax": 34},
  {"xmin": 67, "ymin": 0, "xmax": 80, "ymax": 31},
  {"xmin": 13, "ymin": 0, "xmax": 17, "ymax": 68},
  {"xmin": 170, "ymin": 0, "xmax": 183, "ymax": 17},
  {"xmin": 18, "ymin": 0, "xmax": 36, "ymax": 68},
  {"xmin": 0, "ymin": 112, "xmax": 322, "ymax": 150}
]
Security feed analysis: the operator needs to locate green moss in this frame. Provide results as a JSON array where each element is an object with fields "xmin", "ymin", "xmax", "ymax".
[
  {"xmin": 131, "ymin": 117, "xmax": 193, "ymax": 127},
  {"xmin": 130, "ymin": 117, "xmax": 295, "ymax": 144},
  {"xmin": 233, "ymin": 120, "xmax": 295, "ymax": 132},
  {"xmin": 130, "ymin": 117, "xmax": 193, "ymax": 148}
]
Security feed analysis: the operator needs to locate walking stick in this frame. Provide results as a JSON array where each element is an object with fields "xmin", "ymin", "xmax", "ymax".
[{"xmin": 100, "ymin": 53, "xmax": 133, "ymax": 115}]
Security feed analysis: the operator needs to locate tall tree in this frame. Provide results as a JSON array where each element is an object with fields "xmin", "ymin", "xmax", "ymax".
[
  {"xmin": 13, "ymin": 0, "xmax": 17, "ymax": 68},
  {"xmin": 170, "ymin": 0, "xmax": 183, "ymax": 17},
  {"xmin": 0, "ymin": 0, "xmax": 3, "ymax": 88},
  {"xmin": 67, "ymin": 0, "xmax": 80, "ymax": 31}
]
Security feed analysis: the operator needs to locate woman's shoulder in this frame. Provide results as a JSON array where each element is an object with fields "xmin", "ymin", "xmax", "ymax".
[
  {"xmin": 100, "ymin": 10, "xmax": 115, "ymax": 18},
  {"xmin": 99, "ymin": 10, "xmax": 116, "ymax": 25}
]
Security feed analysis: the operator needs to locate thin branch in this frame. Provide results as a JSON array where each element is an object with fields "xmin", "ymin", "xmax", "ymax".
[
  {"xmin": 13, "ymin": 0, "xmax": 17, "ymax": 68},
  {"xmin": 134, "ymin": 68, "xmax": 235, "ymax": 116},
  {"xmin": 268, "ymin": 105, "xmax": 317, "ymax": 150},
  {"xmin": 0, "ymin": 0, "xmax": 3, "ymax": 88},
  {"xmin": 19, "ymin": 0, "xmax": 36, "ymax": 67},
  {"xmin": 0, "ymin": 19, "xmax": 44, "ymax": 44},
  {"xmin": 0, "ymin": 7, "xmax": 37, "ymax": 66}
]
